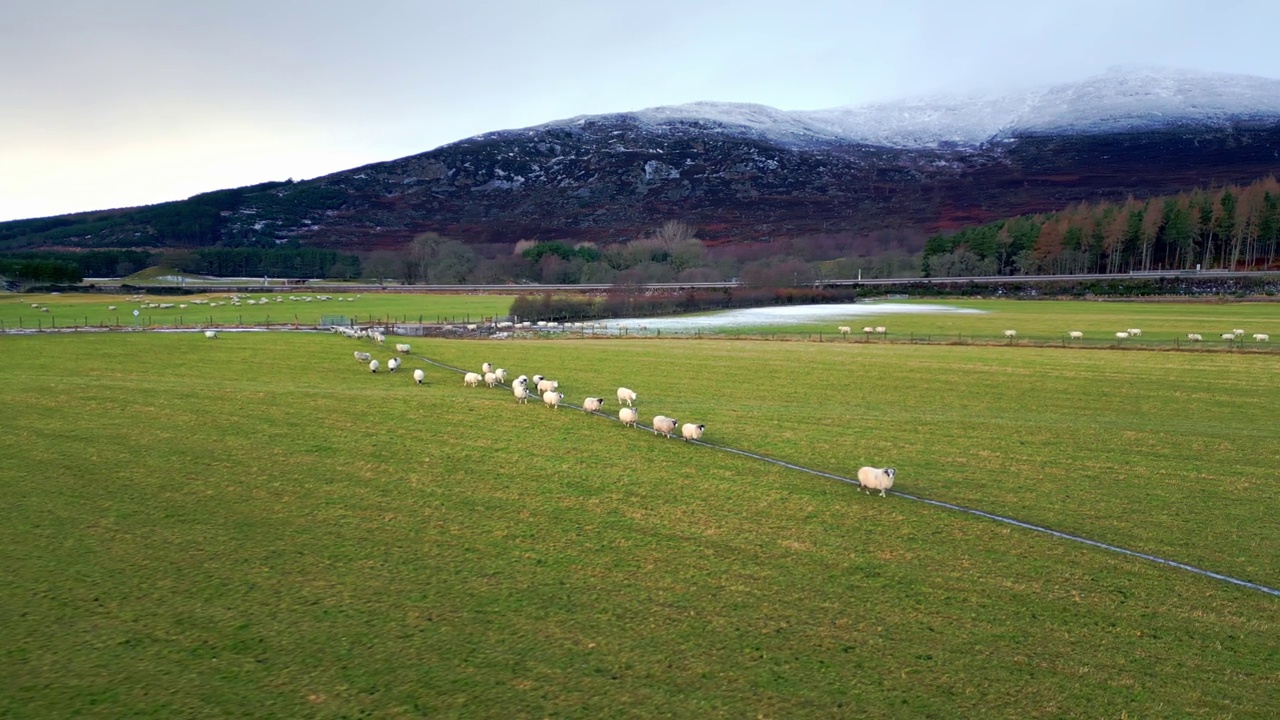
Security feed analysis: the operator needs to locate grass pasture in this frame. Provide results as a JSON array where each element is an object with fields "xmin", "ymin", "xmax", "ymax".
[
  {"xmin": 0, "ymin": 291, "xmax": 515, "ymax": 330},
  {"xmin": 1, "ymin": 328, "xmax": 1278, "ymax": 717}
]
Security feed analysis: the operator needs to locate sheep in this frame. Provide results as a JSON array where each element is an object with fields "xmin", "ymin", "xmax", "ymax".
[
  {"xmin": 369, "ymin": 359, "xmax": 380, "ymax": 373},
  {"xmin": 838, "ymin": 326, "xmax": 851, "ymax": 336},
  {"xmin": 513, "ymin": 385, "xmax": 529, "ymax": 403},
  {"xmin": 1126, "ymin": 328, "xmax": 1142, "ymax": 337},
  {"xmin": 857, "ymin": 467, "xmax": 896, "ymax": 496},
  {"xmin": 484, "ymin": 371, "xmax": 498, "ymax": 388},
  {"xmin": 494, "ymin": 368, "xmax": 507, "ymax": 383},
  {"xmin": 1233, "ymin": 329, "xmax": 1245, "ymax": 336},
  {"xmin": 513, "ymin": 374, "xmax": 528, "ymax": 386},
  {"xmin": 617, "ymin": 387, "xmax": 637, "ymax": 406},
  {"xmin": 874, "ymin": 326, "xmax": 887, "ymax": 334},
  {"xmin": 204, "ymin": 330, "xmax": 218, "ymax": 339},
  {"xmin": 1186, "ymin": 333, "xmax": 1203, "ymax": 342},
  {"xmin": 531, "ymin": 374, "xmax": 545, "ymax": 387},
  {"xmin": 413, "ymin": 368, "xmax": 425, "ymax": 384},
  {"xmin": 1221, "ymin": 332, "xmax": 1237, "ymax": 341},
  {"xmin": 1115, "ymin": 331, "xmax": 1130, "ymax": 340},
  {"xmin": 388, "ymin": 357, "xmax": 401, "ymax": 372},
  {"xmin": 651, "ymin": 415, "xmax": 678, "ymax": 437},
  {"xmin": 464, "ymin": 372, "xmax": 482, "ymax": 387},
  {"xmin": 536, "ymin": 379, "xmax": 559, "ymax": 394},
  {"xmin": 482, "ymin": 362, "xmax": 493, "ymax": 373},
  {"xmin": 354, "ymin": 351, "xmax": 372, "ymax": 362},
  {"xmin": 395, "ymin": 343, "xmax": 411, "ymax": 354},
  {"xmin": 1067, "ymin": 331, "xmax": 1083, "ymax": 340},
  {"xmin": 582, "ymin": 397, "xmax": 605, "ymax": 412},
  {"xmin": 1004, "ymin": 329, "xmax": 1017, "ymax": 338},
  {"xmin": 619, "ymin": 407, "xmax": 638, "ymax": 427},
  {"xmin": 108, "ymin": 305, "xmax": 117, "ymax": 311},
  {"xmin": 681, "ymin": 423, "xmax": 705, "ymax": 441},
  {"xmin": 1254, "ymin": 333, "xmax": 1270, "ymax": 342},
  {"xmin": 542, "ymin": 390, "xmax": 564, "ymax": 409}
]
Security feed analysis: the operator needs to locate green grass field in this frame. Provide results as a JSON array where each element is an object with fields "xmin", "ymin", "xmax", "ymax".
[
  {"xmin": 0, "ymin": 291, "xmax": 515, "ymax": 330},
  {"xmin": 2, "ymin": 316, "xmax": 1278, "ymax": 717}
]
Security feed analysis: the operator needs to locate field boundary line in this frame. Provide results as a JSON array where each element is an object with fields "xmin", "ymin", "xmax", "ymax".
[{"xmin": 411, "ymin": 353, "xmax": 1280, "ymax": 599}]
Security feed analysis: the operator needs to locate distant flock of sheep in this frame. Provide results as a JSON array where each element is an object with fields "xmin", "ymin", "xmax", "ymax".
[{"xmin": 837, "ymin": 324, "xmax": 1269, "ymax": 344}]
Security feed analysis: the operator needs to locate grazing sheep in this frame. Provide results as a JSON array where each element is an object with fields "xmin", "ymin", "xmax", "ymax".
[
  {"xmin": 464, "ymin": 372, "xmax": 482, "ymax": 387},
  {"xmin": 513, "ymin": 385, "xmax": 529, "ymax": 403},
  {"xmin": 582, "ymin": 397, "xmax": 605, "ymax": 412},
  {"xmin": 857, "ymin": 467, "xmax": 896, "ymax": 496},
  {"xmin": 388, "ymin": 357, "xmax": 401, "ymax": 372},
  {"xmin": 1186, "ymin": 333, "xmax": 1203, "ymax": 342},
  {"xmin": 484, "ymin": 371, "xmax": 498, "ymax": 388},
  {"xmin": 1115, "ymin": 331, "xmax": 1130, "ymax": 340},
  {"xmin": 681, "ymin": 423, "xmax": 705, "ymax": 441},
  {"xmin": 542, "ymin": 390, "xmax": 564, "ymax": 409},
  {"xmin": 354, "ymin": 351, "xmax": 372, "ymax": 362},
  {"xmin": 1126, "ymin": 328, "xmax": 1142, "ymax": 337},
  {"xmin": 108, "ymin": 305, "xmax": 117, "ymax": 311},
  {"xmin": 651, "ymin": 415, "xmax": 678, "ymax": 437},
  {"xmin": 619, "ymin": 407, "xmax": 638, "ymax": 427},
  {"xmin": 1233, "ymin": 329, "xmax": 1245, "ymax": 336},
  {"xmin": 395, "ymin": 343, "xmax": 411, "ymax": 353},
  {"xmin": 204, "ymin": 330, "xmax": 218, "ymax": 339},
  {"xmin": 1221, "ymin": 332, "xmax": 1237, "ymax": 341},
  {"xmin": 369, "ymin": 359, "xmax": 380, "ymax": 373},
  {"xmin": 862, "ymin": 326, "xmax": 875, "ymax": 334},
  {"xmin": 1067, "ymin": 331, "xmax": 1083, "ymax": 340},
  {"xmin": 1254, "ymin": 333, "xmax": 1270, "ymax": 342},
  {"xmin": 482, "ymin": 362, "xmax": 493, "ymax": 373},
  {"xmin": 493, "ymin": 368, "xmax": 507, "ymax": 383},
  {"xmin": 413, "ymin": 369, "xmax": 425, "ymax": 384},
  {"xmin": 536, "ymin": 379, "xmax": 559, "ymax": 394},
  {"xmin": 838, "ymin": 326, "xmax": 851, "ymax": 336},
  {"xmin": 617, "ymin": 387, "xmax": 637, "ymax": 406},
  {"xmin": 1004, "ymin": 329, "xmax": 1017, "ymax": 338},
  {"xmin": 874, "ymin": 326, "xmax": 887, "ymax": 334}
]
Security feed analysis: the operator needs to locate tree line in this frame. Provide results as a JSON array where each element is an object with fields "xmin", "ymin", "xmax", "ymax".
[{"xmin": 924, "ymin": 176, "xmax": 1280, "ymax": 277}]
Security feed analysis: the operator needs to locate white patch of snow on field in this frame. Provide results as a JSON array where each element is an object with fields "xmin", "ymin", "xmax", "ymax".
[{"xmin": 608, "ymin": 303, "xmax": 984, "ymax": 332}]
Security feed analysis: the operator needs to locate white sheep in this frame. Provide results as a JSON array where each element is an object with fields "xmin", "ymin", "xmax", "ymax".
[
  {"xmin": 531, "ymin": 374, "xmax": 545, "ymax": 387},
  {"xmin": 395, "ymin": 343, "xmax": 411, "ymax": 353},
  {"xmin": 514, "ymin": 374, "xmax": 528, "ymax": 386},
  {"xmin": 388, "ymin": 357, "xmax": 401, "ymax": 372},
  {"xmin": 369, "ymin": 359, "xmax": 380, "ymax": 373},
  {"xmin": 1233, "ymin": 329, "xmax": 1245, "ymax": 336},
  {"xmin": 542, "ymin": 390, "xmax": 564, "ymax": 409},
  {"xmin": 680, "ymin": 423, "xmax": 705, "ymax": 441},
  {"xmin": 1254, "ymin": 333, "xmax": 1270, "ymax": 342},
  {"xmin": 651, "ymin": 415, "xmax": 678, "ymax": 437},
  {"xmin": 1067, "ymin": 331, "xmax": 1083, "ymax": 340},
  {"xmin": 857, "ymin": 467, "xmax": 896, "ymax": 496},
  {"xmin": 464, "ymin": 372, "xmax": 482, "ymax": 387},
  {"xmin": 1221, "ymin": 332, "xmax": 1237, "ymax": 341},
  {"xmin": 582, "ymin": 397, "xmax": 605, "ymax": 412},
  {"xmin": 494, "ymin": 368, "xmax": 507, "ymax": 383},
  {"xmin": 413, "ymin": 369, "xmax": 425, "ymax": 384},
  {"xmin": 619, "ymin": 407, "xmax": 638, "ymax": 427},
  {"xmin": 874, "ymin": 326, "xmax": 887, "ymax": 334},
  {"xmin": 1126, "ymin": 328, "xmax": 1142, "ymax": 337},
  {"xmin": 838, "ymin": 326, "xmax": 851, "ymax": 336},
  {"xmin": 1186, "ymin": 333, "xmax": 1203, "ymax": 342},
  {"xmin": 513, "ymin": 385, "xmax": 529, "ymax": 403},
  {"xmin": 484, "ymin": 371, "xmax": 498, "ymax": 388},
  {"xmin": 204, "ymin": 330, "xmax": 218, "ymax": 339},
  {"xmin": 862, "ymin": 326, "xmax": 875, "ymax": 334},
  {"xmin": 354, "ymin": 351, "xmax": 372, "ymax": 362},
  {"xmin": 1115, "ymin": 331, "xmax": 1130, "ymax": 340},
  {"xmin": 617, "ymin": 387, "xmax": 637, "ymax": 406},
  {"xmin": 537, "ymin": 379, "xmax": 559, "ymax": 394},
  {"xmin": 1004, "ymin": 329, "xmax": 1017, "ymax": 338},
  {"xmin": 108, "ymin": 305, "xmax": 117, "ymax": 311},
  {"xmin": 482, "ymin": 362, "xmax": 493, "ymax": 374}
]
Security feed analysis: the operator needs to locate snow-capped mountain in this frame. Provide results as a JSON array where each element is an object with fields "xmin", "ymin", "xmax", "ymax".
[{"xmin": 8, "ymin": 67, "xmax": 1280, "ymax": 251}]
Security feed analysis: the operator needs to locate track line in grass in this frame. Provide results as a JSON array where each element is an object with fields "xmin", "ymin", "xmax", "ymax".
[{"xmin": 412, "ymin": 353, "xmax": 1280, "ymax": 599}]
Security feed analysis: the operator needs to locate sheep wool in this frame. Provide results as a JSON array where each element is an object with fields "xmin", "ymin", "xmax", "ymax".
[
  {"xmin": 369, "ymin": 359, "xmax": 380, "ymax": 373},
  {"xmin": 857, "ymin": 467, "xmax": 896, "ymax": 496}
]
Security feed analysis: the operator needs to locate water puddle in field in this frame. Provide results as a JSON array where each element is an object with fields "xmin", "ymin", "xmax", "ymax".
[{"xmin": 606, "ymin": 302, "xmax": 984, "ymax": 332}]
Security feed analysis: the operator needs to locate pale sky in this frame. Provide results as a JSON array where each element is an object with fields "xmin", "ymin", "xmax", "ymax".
[{"xmin": 3, "ymin": 0, "xmax": 1277, "ymax": 221}]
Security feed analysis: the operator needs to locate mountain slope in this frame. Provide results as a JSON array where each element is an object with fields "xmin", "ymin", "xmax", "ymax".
[{"xmin": 4, "ymin": 67, "xmax": 1280, "ymax": 252}]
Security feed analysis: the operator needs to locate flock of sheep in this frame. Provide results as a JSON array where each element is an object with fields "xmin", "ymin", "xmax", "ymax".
[
  {"xmin": 327, "ymin": 326, "xmax": 897, "ymax": 496},
  {"xmin": 837, "ymin": 324, "xmax": 1269, "ymax": 344}
]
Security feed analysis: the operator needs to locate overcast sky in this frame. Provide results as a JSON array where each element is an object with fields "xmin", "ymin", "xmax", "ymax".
[{"xmin": 3, "ymin": 0, "xmax": 1277, "ymax": 221}]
